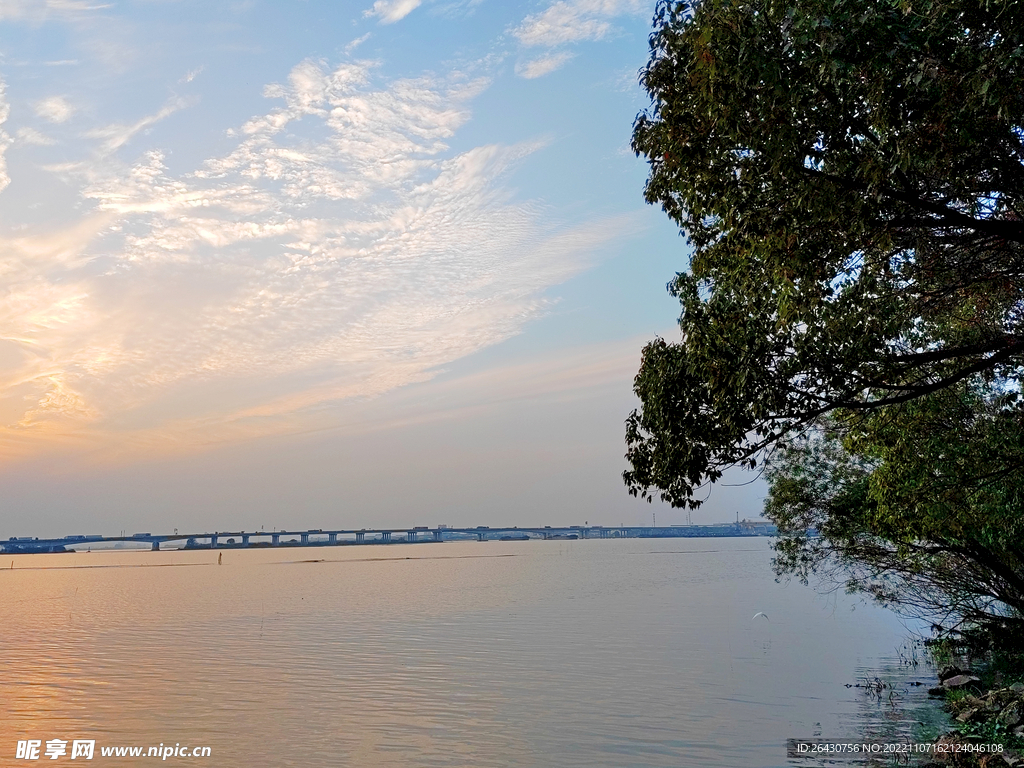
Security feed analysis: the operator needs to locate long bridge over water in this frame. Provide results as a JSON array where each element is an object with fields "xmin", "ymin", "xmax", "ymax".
[{"xmin": 2, "ymin": 522, "xmax": 777, "ymax": 554}]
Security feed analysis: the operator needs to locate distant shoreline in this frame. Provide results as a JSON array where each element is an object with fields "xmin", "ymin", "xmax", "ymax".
[{"xmin": 2, "ymin": 524, "xmax": 780, "ymax": 554}]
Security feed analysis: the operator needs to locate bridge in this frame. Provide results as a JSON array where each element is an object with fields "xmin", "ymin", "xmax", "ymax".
[{"xmin": 1, "ymin": 522, "xmax": 777, "ymax": 554}]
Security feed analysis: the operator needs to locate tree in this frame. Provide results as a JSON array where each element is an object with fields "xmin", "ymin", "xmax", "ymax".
[
  {"xmin": 625, "ymin": 0, "xmax": 1024, "ymax": 508},
  {"xmin": 624, "ymin": 0, "xmax": 1024, "ymax": 635},
  {"xmin": 765, "ymin": 382, "xmax": 1024, "ymax": 638}
]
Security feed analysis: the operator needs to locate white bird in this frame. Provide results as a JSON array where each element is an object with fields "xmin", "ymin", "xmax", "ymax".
[{"xmin": 752, "ymin": 612, "xmax": 770, "ymax": 622}]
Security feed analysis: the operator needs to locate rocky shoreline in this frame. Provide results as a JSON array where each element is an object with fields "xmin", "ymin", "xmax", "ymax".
[{"xmin": 919, "ymin": 666, "xmax": 1024, "ymax": 767}]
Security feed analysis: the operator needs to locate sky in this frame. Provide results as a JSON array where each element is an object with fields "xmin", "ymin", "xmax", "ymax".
[{"xmin": 0, "ymin": 0, "xmax": 766, "ymax": 537}]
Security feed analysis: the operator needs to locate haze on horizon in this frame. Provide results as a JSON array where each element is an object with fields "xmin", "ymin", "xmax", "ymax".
[{"xmin": 0, "ymin": 0, "xmax": 765, "ymax": 537}]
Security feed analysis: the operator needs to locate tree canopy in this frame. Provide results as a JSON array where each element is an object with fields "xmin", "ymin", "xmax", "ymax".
[
  {"xmin": 625, "ymin": 0, "xmax": 1024, "ymax": 637},
  {"xmin": 764, "ymin": 385, "xmax": 1024, "ymax": 637},
  {"xmin": 625, "ymin": 0, "xmax": 1024, "ymax": 509}
]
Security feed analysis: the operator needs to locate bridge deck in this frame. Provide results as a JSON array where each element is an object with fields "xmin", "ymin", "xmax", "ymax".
[{"xmin": 2, "ymin": 524, "xmax": 777, "ymax": 553}]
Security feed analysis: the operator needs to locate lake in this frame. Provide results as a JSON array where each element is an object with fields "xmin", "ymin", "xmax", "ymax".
[{"xmin": 0, "ymin": 537, "xmax": 947, "ymax": 766}]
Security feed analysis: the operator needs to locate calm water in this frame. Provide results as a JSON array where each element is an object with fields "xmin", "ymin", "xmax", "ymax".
[{"xmin": 0, "ymin": 538, "xmax": 946, "ymax": 767}]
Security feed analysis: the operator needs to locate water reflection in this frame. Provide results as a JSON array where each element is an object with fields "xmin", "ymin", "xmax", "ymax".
[{"xmin": 0, "ymin": 539, "xmax": 945, "ymax": 767}]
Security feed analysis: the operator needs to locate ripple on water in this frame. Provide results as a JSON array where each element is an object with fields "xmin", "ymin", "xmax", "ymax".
[{"xmin": 0, "ymin": 539, "xmax": 945, "ymax": 767}]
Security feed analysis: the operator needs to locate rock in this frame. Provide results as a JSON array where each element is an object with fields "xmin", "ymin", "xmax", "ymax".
[
  {"xmin": 981, "ymin": 694, "xmax": 1004, "ymax": 713},
  {"xmin": 1011, "ymin": 682, "xmax": 1024, "ymax": 694},
  {"xmin": 1014, "ymin": 724, "xmax": 1024, "ymax": 737},
  {"xmin": 939, "ymin": 666, "xmax": 967, "ymax": 682},
  {"xmin": 998, "ymin": 701, "xmax": 1023, "ymax": 728},
  {"xmin": 949, "ymin": 694, "xmax": 987, "ymax": 719},
  {"xmin": 956, "ymin": 707, "xmax": 982, "ymax": 723},
  {"xmin": 986, "ymin": 689, "xmax": 1017, "ymax": 711},
  {"xmin": 943, "ymin": 674, "xmax": 983, "ymax": 691}
]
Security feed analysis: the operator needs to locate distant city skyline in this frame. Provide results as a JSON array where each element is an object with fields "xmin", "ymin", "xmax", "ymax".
[{"xmin": 0, "ymin": 0, "xmax": 766, "ymax": 536}]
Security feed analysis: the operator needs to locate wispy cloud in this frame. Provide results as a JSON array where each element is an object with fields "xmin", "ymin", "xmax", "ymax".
[
  {"xmin": 0, "ymin": 58, "xmax": 635, "ymax": 457},
  {"xmin": 512, "ymin": 0, "xmax": 645, "ymax": 77},
  {"xmin": 0, "ymin": 0, "xmax": 109, "ymax": 21},
  {"xmin": 16, "ymin": 126, "xmax": 57, "ymax": 146},
  {"xmin": 516, "ymin": 52, "xmax": 574, "ymax": 79},
  {"xmin": 364, "ymin": 0, "xmax": 421, "ymax": 24},
  {"xmin": 181, "ymin": 66, "xmax": 204, "ymax": 84},
  {"xmin": 515, "ymin": 0, "xmax": 643, "ymax": 47},
  {"xmin": 345, "ymin": 33, "xmax": 371, "ymax": 54},
  {"xmin": 85, "ymin": 97, "xmax": 188, "ymax": 154}
]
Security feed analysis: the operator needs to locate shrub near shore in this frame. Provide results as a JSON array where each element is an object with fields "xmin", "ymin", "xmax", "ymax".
[{"xmin": 922, "ymin": 650, "xmax": 1024, "ymax": 767}]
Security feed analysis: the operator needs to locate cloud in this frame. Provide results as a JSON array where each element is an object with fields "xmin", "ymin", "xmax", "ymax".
[
  {"xmin": 34, "ymin": 95, "xmax": 75, "ymax": 123},
  {"xmin": 0, "ymin": 79, "xmax": 11, "ymax": 192},
  {"xmin": 516, "ymin": 52, "xmax": 574, "ymax": 79},
  {"xmin": 85, "ymin": 97, "xmax": 188, "ymax": 154},
  {"xmin": 16, "ymin": 127, "xmax": 56, "ymax": 146},
  {"xmin": 345, "ymin": 33, "xmax": 371, "ymax": 54},
  {"xmin": 364, "ymin": 0, "xmax": 421, "ymax": 23},
  {"xmin": 0, "ymin": 0, "xmax": 109, "ymax": 20},
  {"xmin": 0, "ymin": 58, "xmax": 635, "ymax": 458},
  {"xmin": 514, "ymin": 0, "xmax": 644, "ymax": 48}
]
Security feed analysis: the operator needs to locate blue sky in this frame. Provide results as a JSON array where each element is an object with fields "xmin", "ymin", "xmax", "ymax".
[{"xmin": 0, "ymin": 0, "xmax": 765, "ymax": 535}]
